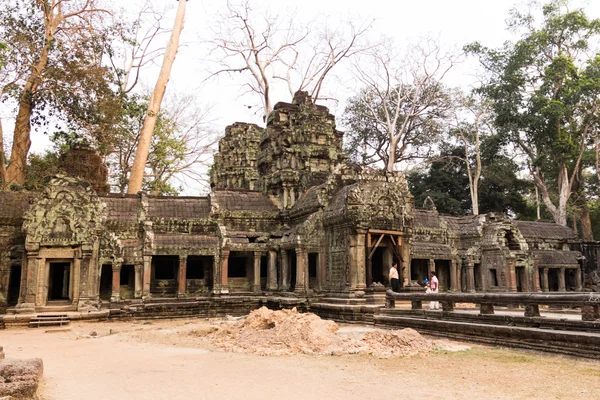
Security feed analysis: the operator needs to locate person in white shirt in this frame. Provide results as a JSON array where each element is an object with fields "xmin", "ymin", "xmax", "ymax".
[
  {"xmin": 389, "ymin": 260, "xmax": 400, "ymax": 292},
  {"xmin": 429, "ymin": 271, "xmax": 440, "ymax": 310}
]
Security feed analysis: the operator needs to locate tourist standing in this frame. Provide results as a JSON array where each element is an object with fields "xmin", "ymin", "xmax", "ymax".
[
  {"xmin": 389, "ymin": 260, "xmax": 400, "ymax": 292},
  {"xmin": 429, "ymin": 271, "xmax": 439, "ymax": 310}
]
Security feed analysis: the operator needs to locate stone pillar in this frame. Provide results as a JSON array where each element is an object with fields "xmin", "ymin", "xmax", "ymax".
[
  {"xmin": 466, "ymin": 261, "xmax": 475, "ymax": 293},
  {"xmin": 111, "ymin": 263, "xmax": 122, "ymax": 302},
  {"xmin": 177, "ymin": 255, "xmax": 187, "ymax": 297},
  {"xmin": 318, "ymin": 250, "xmax": 327, "ymax": 290},
  {"xmin": 575, "ymin": 266, "xmax": 583, "ymax": 291},
  {"xmin": 456, "ymin": 258, "xmax": 463, "ymax": 292},
  {"xmin": 134, "ymin": 264, "xmax": 143, "ymax": 298},
  {"xmin": 280, "ymin": 250, "xmax": 290, "ymax": 291},
  {"xmin": 267, "ymin": 250, "xmax": 278, "ymax": 291},
  {"xmin": 221, "ymin": 249, "xmax": 230, "ymax": 294},
  {"xmin": 558, "ymin": 267, "xmax": 566, "ymax": 292},
  {"xmin": 542, "ymin": 268, "xmax": 549, "ymax": 292},
  {"xmin": 253, "ymin": 252, "xmax": 261, "ymax": 293},
  {"xmin": 21, "ymin": 248, "xmax": 40, "ymax": 309},
  {"xmin": 450, "ymin": 258, "xmax": 458, "ymax": 292},
  {"xmin": 295, "ymin": 248, "xmax": 307, "ymax": 294},
  {"xmin": 212, "ymin": 255, "xmax": 221, "ymax": 294},
  {"xmin": 428, "ymin": 259, "xmax": 435, "ymax": 274},
  {"xmin": 400, "ymin": 235, "xmax": 410, "ymax": 287},
  {"xmin": 533, "ymin": 258, "xmax": 541, "ymax": 292},
  {"xmin": 356, "ymin": 229, "xmax": 367, "ymax": 290},
  {"xmin": 142, "ymin": 255, "xmax": 151, "ymax": 297},
  {"xmin": 507, "ymin": 256, "xmax": 517, "ymax": 292}
]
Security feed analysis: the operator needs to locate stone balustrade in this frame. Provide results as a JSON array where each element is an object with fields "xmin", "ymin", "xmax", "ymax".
[{"xmin": 385, "ymin": 290, "xmax": 600, "ymax": 321}]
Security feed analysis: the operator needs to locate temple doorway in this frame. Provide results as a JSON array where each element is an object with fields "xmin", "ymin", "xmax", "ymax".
[
  {"xmin": 515, "ymin": 266, "xmax": 526, "ymax": 292},
  {"xmin": 99, "ymin": 264, "xmax": 112, "ymax": 301},
  {"xmin": 48, "ymin": 262, "xmax": 71, "ymax": 301},
  {"xmin": 7, "ymin": 265, "xmax": 21, "ymax": 306},
  {"xmin": 435, "ymin": 260, "xmax": 450, "ymax": 291}
]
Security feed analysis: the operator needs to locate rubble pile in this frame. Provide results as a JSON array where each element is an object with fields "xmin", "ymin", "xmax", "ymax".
[
  {"xmin": 192, "ymin": 307, "xmax": 434, "ymax": 358},
  {"xmin": 0, "ymin": 353, "xmax": 43, "ymax": 400}
]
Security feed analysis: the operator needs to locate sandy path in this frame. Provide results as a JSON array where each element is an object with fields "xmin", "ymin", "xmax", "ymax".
[{"xmin": 1, "ymin": 319, "xmax": 599, "ymax": 400}]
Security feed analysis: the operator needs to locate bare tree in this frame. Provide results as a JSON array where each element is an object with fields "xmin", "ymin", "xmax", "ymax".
[
  {"xmin": 110, "ymin": 0, "xmax": 172, "ymax": 94},
  {"xmin": 276, "ymin": 16, "xmax": 372, "ymax": 102},
  {"xmin": 208, "ymin": 1, "xmax": 371, "ymax": 121},
  {"xmin": 208, "ymin": 1, "xmax": 306, "ymax": 121},
  {"xmin": 448, "ymin": 93, "xmax": 494, "ymax": 216},
  {"xmin": 127, "ymin": 0, "xmax": 187, "ymax": 194},
  {"xmin": 350, "ymin": 38, "xmax": 458, "ymax": 171}
]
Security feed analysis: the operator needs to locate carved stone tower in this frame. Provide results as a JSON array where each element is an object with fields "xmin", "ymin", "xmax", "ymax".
[{"xmin": 257, "ymin": 91, "xmax": 345, "ymax": 208}]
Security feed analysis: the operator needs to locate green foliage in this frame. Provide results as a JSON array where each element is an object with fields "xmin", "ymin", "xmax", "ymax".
[
  {"xmin": 0, "ymin": 0, "xmax": 123, "ymax": 148},
  {"xmin": 408, "ymin": 137, "xmax": 531, "ymax": 217},
  {"xmin": 24, "ymin": 152, "xmax": 61, "ymax": 191},
  {"xmin": 466, "ymin": 0, "xmax": 600, "ymax": 225}
]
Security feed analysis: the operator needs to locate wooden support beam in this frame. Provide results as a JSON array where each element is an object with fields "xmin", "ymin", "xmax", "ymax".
[{"xmin": 368, "ymin": 234, "xmax": 385, "ymax": 260}]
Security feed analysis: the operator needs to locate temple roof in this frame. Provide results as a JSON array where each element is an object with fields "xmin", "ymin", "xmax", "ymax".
[
  {"xmin": 411, "ymin": 241, "xmax": 454, "ymax": 259},
  {"xmin": 211, "ymin": 190, "xmax": 278, "ymax": 212},
  {"xmin": 148, "ymin": 197, "xmax": 211, "ymax": 219},
  {"xmin": 154, "ymin": 234, "xmax": 219, "ymax": 248},
  {"xmin": 102, "ymin": 196, "xmax": 138, "ymax": 222},
  {"xmin": 413, "ymin": 209, "xmax": 442, "ymax": 231},
  {"xmin": 514, "ymin": 221, "xmax": 577, "ymax": 240},
  {"xmin": 533, "ymin": 250, "xmax": 580, "ymax": 266}
]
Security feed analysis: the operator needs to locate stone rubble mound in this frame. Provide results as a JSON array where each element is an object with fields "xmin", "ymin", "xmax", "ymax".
[
  {"xmin": 197, "ymin": 307, "xmax": 433, "ymax": 358},
  {"xmin": 0, "ymin": 357, "xmax": 44, "ymax": 400}
]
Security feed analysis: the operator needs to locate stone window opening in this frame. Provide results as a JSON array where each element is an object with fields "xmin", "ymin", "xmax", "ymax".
[
  {"xmin": 505, "ymin": 230, "xmax": 521, "ymax": 251},
  {"xmin": 153, "ymin": 256, "xmax": 178, "ymax": 280},
  {"xmin": 228, "ymin": 254, "xmax": 247, "ymax": 278},
  {"xmin": 186, "ymin": 258, "xmax": 205, "ymax": 280},
  {"xmin": 489, "ymin": 268, "xmax": 499, "ymax": 287}
]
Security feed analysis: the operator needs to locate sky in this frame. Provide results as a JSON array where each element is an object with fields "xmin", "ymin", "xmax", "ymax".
[{"xmin": 6, "ymin": 0, "xmax": 600, "ymax": 195}]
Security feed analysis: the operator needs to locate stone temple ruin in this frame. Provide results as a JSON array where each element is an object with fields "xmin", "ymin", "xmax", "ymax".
[{"xmin": 0, "ymin": 91, "xmax": 597, "ymax": 322}]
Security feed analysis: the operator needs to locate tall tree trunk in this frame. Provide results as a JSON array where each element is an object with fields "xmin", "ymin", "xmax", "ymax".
[
  {"xmin": 580, "ymin": 200, "xmax": 594, "ymax": 241},
  {"xmin": 0, "ymin": 119, "xmax": 6, "ymax": 188},
  {"xmin": 5, "ymin": 9, "xmax": 56, "ymax": 186},
  {"xmin": 127, "ymin": 0, "xmax": 187, "ymax": 194}
]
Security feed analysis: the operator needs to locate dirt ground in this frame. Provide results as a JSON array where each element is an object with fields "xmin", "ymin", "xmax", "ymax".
[{"xmin": 1, "ymin": 316, "xmax": 599, "ymax": 400}]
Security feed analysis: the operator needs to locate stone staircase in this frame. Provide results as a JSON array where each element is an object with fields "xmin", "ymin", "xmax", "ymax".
[{"xmin": 28, "ymin": 314, "xmax": 70, "ymax": 328}]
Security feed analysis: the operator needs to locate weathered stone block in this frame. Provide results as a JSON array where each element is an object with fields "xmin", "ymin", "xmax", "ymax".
[{"xmin": 0, "ymin": 358, "xmax": 43, "ymax": 399}]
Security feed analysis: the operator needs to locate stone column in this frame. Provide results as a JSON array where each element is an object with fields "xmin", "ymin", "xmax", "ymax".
[
  {"xmin": 450, "ymin": 258, "xmax": 458, "ymax": 292},
  {"xmin": 575, "ymin": 266, "xmax": 583, "ymax": 291},
  {"xmin": 356, "ymin": 229, "xmax": 367, "ymax": 290},
  {"xmin": 533, "ymin": 258, "xmax": 541, "ymax": 292},
  {"xmin": 267, "ymin": 250, "xmax": 278, "ymax": 291},
  {"xmin": 542, "ymin": 268, "xmax": 549, "ymax": 292},
  {"xmin": 400, "ymin": 235, "xmax": 410, "ymax": 287},
  {"xmin": 558, "ymin": 267, "xmax": 566, "ymax": 292},
  {"xmin": 280, "ymin": 250, "xmax": 290, "ymax": 291},
  {"xmin": 253, "ymin": 252, "xmax": 261, "ymax": 293},
  {"xmin": 507, "ymin": 256, "xmax": 517, "ymax": 292},
  {"xmin": 221, "ymin": 249, "xmax": 230, "ymax": 294},
  {"xmin": 111, "ymin": 263, "xmax": 122, "ymax": 302},
  {"xmin": 142, "ymin": 255, "xmax": 152, "ymax": 297},
  {"xmin": 295, "ymin": 248, "xmax": 307, "ymax": 294},
  {"xmin": 21, "ymin": 246, "xmax": 40, "ymax": 309},
  {"xmin": 466, "ymin": 261, "xmax": 475, "ymax": 293},
  {"xmin": 318, "ymin": 250, "xmax": 327, "ymax": 290},
  {"xmin": 428, "ymin": 259, "xmax": 435, "ymax": 274},
  {"xmin": 456, "ymin": 258, "xmax": 463, "ymax": 292},
  {"xmin": 212, "ymin": 255, "xmax": 221, "ymax": 294},
  {"xmin": 134, "ymin": 264, "xmax": 143, "ymax": 298},
  {"xmin": 177, "ymin": 255, "xmax": 187, "ymax": 297}
]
